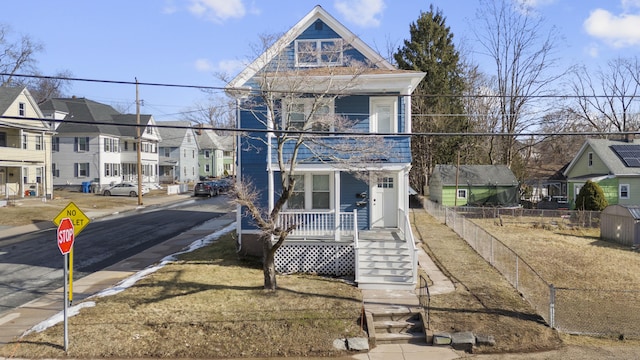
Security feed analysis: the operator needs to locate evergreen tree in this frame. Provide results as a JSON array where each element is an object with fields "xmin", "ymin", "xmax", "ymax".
[
  {"xmin": 575, "ymin": 180, "xmax": 608, "ymax": 211},
  {"xmin": 394, "ymin": 6, "xmax": 471, "ymax": 194}
]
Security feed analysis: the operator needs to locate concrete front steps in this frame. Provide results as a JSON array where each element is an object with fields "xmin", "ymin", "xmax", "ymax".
[
  {"xmin": 366, "ymin": 306, "xmax": 427, "ymax": 345},
  {"xmin": 357, "ymin": 230, "xmax": 415, "ymax": 290}
]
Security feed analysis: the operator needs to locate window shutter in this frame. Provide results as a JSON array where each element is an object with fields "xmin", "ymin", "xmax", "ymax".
[
  {"xmin": 74, "ymin": 163, "xmax": 78, "ymax": 177},
  {"xmin": 85, "ymin": 137, "xmax": 90, "ymax": 151},
  {"xmin": 74, "ymin": 137, "xmax": 78, "ymax": 151}
]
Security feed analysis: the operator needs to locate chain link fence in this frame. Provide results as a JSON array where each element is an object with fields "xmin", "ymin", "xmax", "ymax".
[{"xmin": 423, "ymin": 201, "xmax": 640, "ymax": 338}]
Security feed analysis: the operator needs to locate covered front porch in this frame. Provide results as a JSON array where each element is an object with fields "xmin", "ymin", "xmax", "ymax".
[{"xmin": 274, "ymin": 206, "xmax": 418, "ymax": 290}]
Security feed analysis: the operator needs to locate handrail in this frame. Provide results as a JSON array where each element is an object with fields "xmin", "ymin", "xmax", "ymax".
[
  {"xmin": 353, "ymin": 209, "xmax": 359, "ymax": 283},
  {"xmin": 399, "ymin": 208, "xmax": 418, "ymax": 286}
]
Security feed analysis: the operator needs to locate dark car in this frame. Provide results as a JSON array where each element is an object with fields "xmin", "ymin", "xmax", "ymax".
[
  {"xmin": 193, "ymin": 181, "xmax": 219, "ymax": 197},
  {"xmin": 210, "ymin": 178, "xmax": 233, "ymax": 193}
]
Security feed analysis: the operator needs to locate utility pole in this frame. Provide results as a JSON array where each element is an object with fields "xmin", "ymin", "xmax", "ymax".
[{"xmin": 136, "ymin": 78, "xmax": 143, "ymax": 206}]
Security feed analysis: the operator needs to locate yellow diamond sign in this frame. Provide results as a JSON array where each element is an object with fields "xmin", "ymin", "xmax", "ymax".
[{"xmin": 53, "ymin": 202, "xmax": 90, "ymax": 237}]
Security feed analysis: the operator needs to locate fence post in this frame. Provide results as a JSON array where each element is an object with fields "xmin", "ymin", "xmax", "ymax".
[
  {"xmin": 549, "ymin": 284, "xmax": 556, "ymax": 329},
  {"xmin": 515, "ymin": 255, "xmax": 519, "ymax": 291}
]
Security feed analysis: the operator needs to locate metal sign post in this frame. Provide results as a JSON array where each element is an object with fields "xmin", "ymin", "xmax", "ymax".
[
  {"xmin": 63, "ymin": 252, "xmax": 69, "ymax": 352},
  {"xmin": 57, "ymin": 217, "xmax": 74, "ymax": 352}
]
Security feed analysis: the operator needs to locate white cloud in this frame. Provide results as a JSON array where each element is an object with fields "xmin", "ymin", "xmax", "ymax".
[
  {"xmin": 334, "ymin": 0, "xmax": 385, "ymax": 28},
  {"xmin": 162, "ymin": 0, "xmax": 178, "ymax": 14},
  {"xmin": 194, "ymin": 58, "xmax": 214, "ymax": 72},
  {"xmin": 622, "ymin": 0, "xmax": 640, "ymax": 10},
  {"xmin": 188, "ymin": 0, "xmax": 246, "ymax": 23},
  {"xmin": 216, "ymin": 59, "xmax": 246, "ymax": 76},
  {"xmin": 584, "ymin": 8, "xmax": 640, "ymax": 48}
]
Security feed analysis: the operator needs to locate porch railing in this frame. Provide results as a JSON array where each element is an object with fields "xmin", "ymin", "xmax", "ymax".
[
  {"xmin": 277, "ymin": 210, "xmax": 357, "ymax": 239},
  {"xmin": 398, "ymin": 208, "xmax": 418, "ymax": 286}
]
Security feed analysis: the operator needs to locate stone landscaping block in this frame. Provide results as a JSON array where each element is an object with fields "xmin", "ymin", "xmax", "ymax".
[
  {"xmin": 333, "ymin": 338, "xmax": 347, "ymax": 350},
  {"xmin": 433, "ymin": 332, "xmax": 452, "ymax": 345},
  {"xmin": 346, "ymin": 337, "xmax": 369, "ymax": 351},
  {"xmin": 451, "ymin": 331, "xmax": 476, "ymax": 352},
  {"xmin": 476, "ymin": 334, "xmax": 496, "ymax": 346}
]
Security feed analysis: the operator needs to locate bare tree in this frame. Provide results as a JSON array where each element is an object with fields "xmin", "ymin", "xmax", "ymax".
[
  {"xmin": 0, "ymin": 24, "xmax": 71, "ymax": 102},
  {"xmin": 183, "ymin": 96, "xmax": 236, "ymax": 135},
  {"xmin": 230, "ymin": 35, "xmax": 392, "ymax": 290},
  {"xmin": 570, "ymin": 57, "xmax": 640, "ymax": 136},
  {"xmin": 474, "ymin": 0, "xmax": 562, "ymax": 167}
]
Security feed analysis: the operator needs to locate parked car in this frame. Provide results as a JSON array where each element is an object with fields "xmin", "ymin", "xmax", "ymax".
[
  {"xmin": 194, "ymin": 181, "xmax": 219, "ymax": 197},
  {"xmin": 103, "ymin": 182, "xmax": 149, "ymax": 197},
  {"xmin": 211, "ymin": 178, "xmax": 233, "ymax": 193}
]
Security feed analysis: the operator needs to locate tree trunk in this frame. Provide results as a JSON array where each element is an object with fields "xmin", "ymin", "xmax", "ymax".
[{"xmin": 263, "ymin": 238, "xmax": 277, "ymax": 290}]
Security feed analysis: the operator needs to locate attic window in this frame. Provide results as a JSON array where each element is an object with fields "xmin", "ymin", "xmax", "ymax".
[{"xmin": 295, "ymin": 39, "xmax": 343, "ymax": 67}]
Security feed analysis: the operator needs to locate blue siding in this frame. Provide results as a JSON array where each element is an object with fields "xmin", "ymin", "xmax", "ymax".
[
  {"xmin": 336, "ymin": 96, "xmax": 369, "ymax": 131},
  {"xmin": 340, "ymin": 172, "xmax": 369, "ymax": 230},
  {"xmin": 239, "ymin": 100, "xmax": 269, "ymax": 230}
]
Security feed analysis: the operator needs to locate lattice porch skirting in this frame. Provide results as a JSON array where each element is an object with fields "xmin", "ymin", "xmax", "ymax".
[{"xmin": 275, "ymin": 242, "xmax": 355, "ymax": 276}]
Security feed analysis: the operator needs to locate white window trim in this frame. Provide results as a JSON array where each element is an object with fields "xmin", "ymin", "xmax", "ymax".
[
  {"xmin": 588, "ymin": 152, "xmax": 593, "ymax": 167},
  {"xmin": 457, "ymin": 188, "xmax": 467, "ymax": 199},
  {"xmin": 294, "ymin": 39, "xmax": 344, "ymax": 67},
  {"xmin": 285, "ymin": 173, "xmax": 334, "ymax": 210},
  {"xmin": 620, "ymin": 184, "xmax": 630, "ymax": 199},
  {"xmin": 281, "ymin": 98, "xmax": 335, "ymax": 131},
  {"xmin": 370, "ymin": 97, "xmax": 398, "ymax": 133}
]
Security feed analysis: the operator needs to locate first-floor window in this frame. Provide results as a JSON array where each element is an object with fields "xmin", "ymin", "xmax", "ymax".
[
  {"xmin": 457, "ymin": 189, "xmax": 467, "ymax": 199},
  {"xmin": 205, "ymin": 164, "xmax": 210, "ymax": 172},
  {"xmin": 287, "ymin": 173, "xmax": 331, "ymax": 210},
  {"xmin": 76, "ymin": 163, "xmax": 90, "ymax": 177},
  {"xmin": 288, "ymin": 175, "xmax": 305, "ymax": 209},
  {"xmin": 620, "ymin": 184, "xmax": 630, "ymax": 199},
  {"xmin": 105, "ymin": 163, "xmax": 110, "ymax": 176},
  {"xmin": 52, "ymin": 163, "xmax": 60, "ymax": 177},
  {"xmin": 312, "ymin": 174, "xmax": 330, "ymax": 209}
]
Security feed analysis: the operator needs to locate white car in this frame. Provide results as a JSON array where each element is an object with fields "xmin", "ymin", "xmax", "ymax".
[{"xmin": 102, "ymin": 183, "xmax": 149, "ymax": 197}]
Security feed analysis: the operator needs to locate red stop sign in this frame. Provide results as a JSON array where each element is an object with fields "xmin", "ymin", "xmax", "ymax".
[{"xmin": 57, "ymin": 218, "xmax": 75, "ymax": 255}]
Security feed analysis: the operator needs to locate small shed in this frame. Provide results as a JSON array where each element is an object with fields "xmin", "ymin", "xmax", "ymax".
[
  {"xmin": 428, "ymin": 164, "xmax": 519, "ymax": 207},
  {"xmin": 600, "ymin": 205, "xmax": 640, "ymax": 246}
]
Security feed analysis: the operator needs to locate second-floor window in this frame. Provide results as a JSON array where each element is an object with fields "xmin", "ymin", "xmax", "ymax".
[
  {"xmin": 283, "ymin": 99, "xmax": 334, "ymax": 131},
  {"xmin": 52, "ymin": 137, "xmax": 60, "ymax": 151},
  {"xmin": 204, "ymin": 150, "xmax": 210, "ymax": 158},
  {"xmin": 35, "ymin": 135, "xmax": 42, "ymax": 150},
  {"xmin": 76, "ymin": 137, "xmax": 90, "ymax": 152},
  {"xmin": 22, "ymin": 134, "xmax": 27, "ymax": 149},
  {"xmin": 0, "ymin": 132, "xmax": 6, "ymax": 147}
]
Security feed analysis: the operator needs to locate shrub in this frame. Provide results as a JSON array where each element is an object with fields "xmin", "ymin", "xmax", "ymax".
[{"xmin": 575, "ymin": 180, "xmax": 608, "ymax": 211}]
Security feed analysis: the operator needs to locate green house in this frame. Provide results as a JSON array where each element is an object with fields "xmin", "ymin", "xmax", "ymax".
[
  {"xmin": 564, "ymin": 138, "xmax": 640, "ymax": 209},
  {"xmin": 429, "ymin": 165, "xmax": 519, "ymax": 207}
]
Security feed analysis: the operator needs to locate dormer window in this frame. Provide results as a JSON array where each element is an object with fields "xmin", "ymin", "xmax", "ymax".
[{"xmin": 295, "ymin": 39, "xmax": 343, "ymax": 67}]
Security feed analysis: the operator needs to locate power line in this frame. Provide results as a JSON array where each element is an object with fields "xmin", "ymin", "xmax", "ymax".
[{"xmin": 2, "ymin": 114, "xmax": 635, "ymax": 138}]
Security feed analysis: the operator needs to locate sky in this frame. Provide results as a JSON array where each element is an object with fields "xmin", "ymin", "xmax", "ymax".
[{"xmin": 3, "ymin": 0, "xmax": 640, "ymax": 121}]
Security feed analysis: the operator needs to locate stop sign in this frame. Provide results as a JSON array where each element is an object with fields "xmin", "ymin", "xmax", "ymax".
[{"xmin": 57, "ymin": 218, "xmax": 75, "ymax": 255}]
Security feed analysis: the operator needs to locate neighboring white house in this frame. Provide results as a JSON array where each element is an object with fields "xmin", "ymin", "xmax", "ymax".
[
  {"xmin": 40, "ymin": 97, "xmax": 161, "ymax": 191},
  {"xmin": 0, "ymin": 86, "xmax": 54, "ymax": 199},
  {"xmin": 157, "ymin": 121, "xmax": 199, "ymax": 184}
]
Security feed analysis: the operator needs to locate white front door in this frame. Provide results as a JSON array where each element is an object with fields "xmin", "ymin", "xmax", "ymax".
[{"xmin": 371, "ymin": 175, "xmax": 398, "ymax": 228}]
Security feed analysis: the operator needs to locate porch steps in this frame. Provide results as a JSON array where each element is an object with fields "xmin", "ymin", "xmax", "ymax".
[
  {"xmin": 357, "ymin": 231, "xmax": 415, "ymax": 290},
  {"xmin": 368, "ymin": 308, "xmax": 427, "ymax": 345}
]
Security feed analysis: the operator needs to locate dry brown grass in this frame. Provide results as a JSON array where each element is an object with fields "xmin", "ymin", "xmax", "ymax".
[{"xmin": 0, "ymin": 233, "xmax": 365, "ymax": 358}]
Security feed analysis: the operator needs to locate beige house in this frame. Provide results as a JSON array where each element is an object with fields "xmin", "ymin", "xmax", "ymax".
[{"xmin": 0, "ymin": 86, "xmax": 54, "ymax": 199}]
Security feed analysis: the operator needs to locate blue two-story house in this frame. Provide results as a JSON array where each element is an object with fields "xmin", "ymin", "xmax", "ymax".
[{"xmin": 226, "ymin": 6, "xmax": 425, "ymax": 290}]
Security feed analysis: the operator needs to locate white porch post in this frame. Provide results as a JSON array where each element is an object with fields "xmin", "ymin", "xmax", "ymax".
[
  {"xmin": 404, "ymin": 88, "xmax": 412, "ymax": 133},
  {"xmin": 334, "ymin": 171, "xmax": 340, "ymax": 241}
]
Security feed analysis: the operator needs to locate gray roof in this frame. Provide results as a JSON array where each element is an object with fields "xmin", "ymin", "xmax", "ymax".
[
  {"xmin": 196, "ymin": 129, "xmax": 224, "ymax": 150},
  {"xmin": 217, "ymin": 135, "xmax": 234, "ymax": 151},
  {"xmin": 433, "ymin": 165, "xmax": 518, "ymax": 186},
  {"xmin": 39, "ymin": 97, "xmax": 153, "ymax": 136},
  {"xmin": 156, "ymin": 121, "xmax": 193, "ymax": 148},
  {"xmin": 0, "ymin": 86, "xmax": 25, "ymax": 115}
]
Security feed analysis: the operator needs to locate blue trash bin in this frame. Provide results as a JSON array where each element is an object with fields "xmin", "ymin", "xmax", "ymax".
[{"xmin": 81, "ymin": 181, "xmax": 91, "ymax": 193}]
